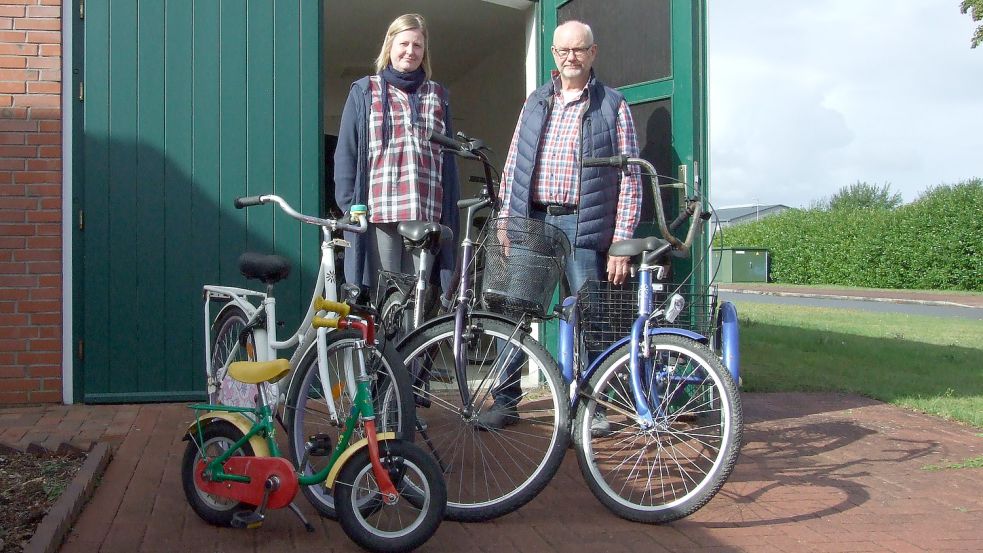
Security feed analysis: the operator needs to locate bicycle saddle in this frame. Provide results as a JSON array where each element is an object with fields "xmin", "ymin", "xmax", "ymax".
[
  {"xmin": 609, "ymin": 237, "xmax": 672, "ymax": 259},
  {"xmin": 238, "ymin": 252, "xmax": 291, "ymax": 285},
  {"xmin": 397, "ymin": 221, "xmax": 454, "ymax": 246}
]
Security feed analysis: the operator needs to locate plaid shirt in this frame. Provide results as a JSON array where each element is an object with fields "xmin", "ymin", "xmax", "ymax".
[
  {"xmin": 367, "ymin": 77, "xmax": 446, "ymax": 223},
  {"xmin": 501, "ymin": 77, "xmax": 642, "ymax": 242}
]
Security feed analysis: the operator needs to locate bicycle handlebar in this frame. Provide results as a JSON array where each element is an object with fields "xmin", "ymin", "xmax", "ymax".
[
  {"xmin": 233, "ymin": 194, "xmax": 369, "ymax": 234},
  {"xmin": 429, "ymin": 131, "xmax": 499, "ymax": 209},
  {"xmin": 581, "ymin": 156, "xmax": 703, "ymax": 256}
]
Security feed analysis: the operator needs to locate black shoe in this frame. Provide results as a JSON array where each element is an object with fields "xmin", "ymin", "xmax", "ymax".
[
  {"xmin": 475, "ymin": 400, "xmax": 519, "ymax": 431},
  {"xmin": 590, "ymin": 411, "xmax": 612, "ymax": 438}
]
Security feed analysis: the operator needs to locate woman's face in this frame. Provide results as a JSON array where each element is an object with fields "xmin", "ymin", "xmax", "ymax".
[{"xmin": 389, "ymin": 28, "xmax": 425, "ymax": 73}]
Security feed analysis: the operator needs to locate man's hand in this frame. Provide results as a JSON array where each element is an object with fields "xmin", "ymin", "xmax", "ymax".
[{"xmin": 607, "ymin": 254, "xmax": 630, "ymax": 285}]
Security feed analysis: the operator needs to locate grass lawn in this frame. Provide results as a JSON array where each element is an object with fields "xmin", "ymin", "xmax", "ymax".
[{"xmin": 735, "ymin": 301, "xmax": 983, "ymax": 428}]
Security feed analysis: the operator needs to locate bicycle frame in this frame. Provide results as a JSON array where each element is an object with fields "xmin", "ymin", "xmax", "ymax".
[
  {"xmin": 556, "ymin": 156, "xmax": 739, "ymax": 429},
  {"xmin": 202, "ymin": 196, "xmax": 367, "ymax": 404},
  {"xmin": 191, "ymin": 314, "xmax": 394, "ymax": 492}
]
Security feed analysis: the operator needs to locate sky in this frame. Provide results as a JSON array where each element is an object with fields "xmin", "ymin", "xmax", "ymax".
[{"xmin": 707, "ymin": 1, "xmax": 983, "ymax": 209}]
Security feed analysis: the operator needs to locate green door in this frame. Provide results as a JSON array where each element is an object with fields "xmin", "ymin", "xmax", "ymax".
[{"xmin": 74, "ymin": 1, "xmax": 323, "ymax": 402}]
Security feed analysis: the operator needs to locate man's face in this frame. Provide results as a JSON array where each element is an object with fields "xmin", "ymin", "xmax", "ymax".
[{"xmin": 552, "ymin": 24, "xmax": 596, "ymax": 82}]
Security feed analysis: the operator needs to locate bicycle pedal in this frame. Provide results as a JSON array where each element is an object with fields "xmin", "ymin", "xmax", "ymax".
[
  {"xmin": 306, "ymin": 434, "xmax": 333, "ymax": 457},
  {"xmin": 231, "ymin": 510, "xmax": 265, "ymax": 529}
]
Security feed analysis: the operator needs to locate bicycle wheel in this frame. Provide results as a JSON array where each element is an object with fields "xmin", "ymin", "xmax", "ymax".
[
  {"xmin": 285, "ymin": 329, "xmax": 415, "ymax": 519},
  {"xmin": 181, "ymin": 420, "xmax": 255, "ymax": 527},
  {"xmin": 573, "ymin": 334, "xmax": 742, "ymax": 523},
  {"xmin": 209, "ymin": 305, "xmax": 268, "ymax": 407},
  {"xmin": 334, "ymin": 439, "xmax": 446, "ymax": 553},
  {"xmin": 398, "ymin": 315, "xmax": 569, "ymax": 521}
]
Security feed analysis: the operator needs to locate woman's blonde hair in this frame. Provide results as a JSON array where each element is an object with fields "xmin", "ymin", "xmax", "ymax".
[{"xmin": 374, "ymin": 13, "xmax": 432, "ymax": 77}]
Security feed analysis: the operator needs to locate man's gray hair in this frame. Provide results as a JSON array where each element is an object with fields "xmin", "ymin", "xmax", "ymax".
[{"xmin": 555, "ymin": 20, "xmax": 595, "ymax": 45}]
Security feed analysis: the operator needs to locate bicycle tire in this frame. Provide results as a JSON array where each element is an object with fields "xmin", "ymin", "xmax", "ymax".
[
  {"xmin": 209, "ymin": 305, "xmax": 268, "ymax": 407},
  {"xmin": 573, "ymin": 334, "xmax": 742, "ymax": 523},
  {"xmin": 398, "ymin": 315, "xmax": 569, "ymax": 521},
  {"xmin": 380, "ymin": 288, "xmax": 414, "ymax": 345},
  {"xmin": 181, "ymin": 420, "xmax": 255, "ymax": 527},
  {"xmin": 285, "ymin": 329, "xmax": 415, "ymax": 519},
  {"xmin": 334, "ymin": 439, "xmax": 446, "ymax": 553}
]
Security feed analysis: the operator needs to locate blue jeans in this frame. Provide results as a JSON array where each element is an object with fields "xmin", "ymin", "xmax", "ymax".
[{"xmin": 493, "ymin": 211, "xmax": 606, "ymax": 405}]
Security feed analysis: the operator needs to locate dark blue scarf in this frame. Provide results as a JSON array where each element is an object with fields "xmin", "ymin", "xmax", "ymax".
[{"xmin": 379, "ymin": 65, "xmax": 426, "ymax": 148}]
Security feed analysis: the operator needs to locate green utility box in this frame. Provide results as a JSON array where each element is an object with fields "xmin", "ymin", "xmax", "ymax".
[{"xmin": 713, "ymin": 248, "xmax": 770, "ymax": 283}]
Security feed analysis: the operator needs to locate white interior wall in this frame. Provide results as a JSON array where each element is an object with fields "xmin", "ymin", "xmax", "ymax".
[{"xmin": 321, "ymin": 1, "xmax": 535, "ymax": 203}]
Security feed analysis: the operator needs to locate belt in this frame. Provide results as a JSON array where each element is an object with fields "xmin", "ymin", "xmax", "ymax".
[{"xmin": 531, "ymin": 202, "xmax": 578, "ymax": 216}]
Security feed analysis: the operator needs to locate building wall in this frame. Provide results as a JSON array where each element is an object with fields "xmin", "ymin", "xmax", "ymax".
[{"xmin": 0, "ymin": 0, "xmax": 63, "ymax": 404}]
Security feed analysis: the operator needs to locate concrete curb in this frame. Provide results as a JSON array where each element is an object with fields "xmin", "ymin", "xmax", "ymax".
[
  {"xmin": 718, "ymin": 288, "xmax": 979, "ymax": 309},
  {"xmin": 23, "ymin": 442, "xmax": 113, "ymax": 553}
]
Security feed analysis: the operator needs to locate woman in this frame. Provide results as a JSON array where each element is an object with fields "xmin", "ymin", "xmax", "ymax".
[{"xmin": 334, "ymin": 13, "xmax": 459, "ymax": 300}]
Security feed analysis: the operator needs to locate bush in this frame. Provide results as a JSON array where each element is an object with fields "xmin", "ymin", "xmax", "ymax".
[{"xmin": 714, "ymin": 178, "xmax": 982, "ymax": 291}]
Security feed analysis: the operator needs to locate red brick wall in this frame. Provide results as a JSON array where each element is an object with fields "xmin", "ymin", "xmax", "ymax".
[{"xmin": 0, "ymin": 0, "xmax": 63, "ymax": 404}]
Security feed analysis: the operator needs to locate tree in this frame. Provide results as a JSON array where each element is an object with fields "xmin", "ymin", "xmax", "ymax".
[
  {"xmin": 814, "ymin": 181, "xmax": 903, "ymax": 211},
  {"xmin": 962, "ymin": 0, "xmax": 983, "ymax": 48}
]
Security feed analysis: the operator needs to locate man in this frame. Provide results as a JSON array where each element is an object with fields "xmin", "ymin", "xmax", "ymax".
[{"xmin": 477, "ymin": 20, "xmax": 642, "ymax": 430}]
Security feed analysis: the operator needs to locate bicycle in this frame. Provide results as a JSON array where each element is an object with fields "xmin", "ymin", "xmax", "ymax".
[
  {"xmin": 202, "ymin": 195, "xmax": 415, "ymax": 519},
  {"xmin": 182, "ymin": 299, "xmax": 447, "ymax": 553},
  {"xmin": 555, "ymin": 154, "xmax": 743, "ymax": 523},
  {"xmin": 396, "ymin": 132, "xmax": 572, "ymax": 522}
]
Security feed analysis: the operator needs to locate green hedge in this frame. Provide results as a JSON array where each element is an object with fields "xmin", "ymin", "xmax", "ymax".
[{"xmin": 714, "ymin": 178, "xmax": 982, "ymax": 291}]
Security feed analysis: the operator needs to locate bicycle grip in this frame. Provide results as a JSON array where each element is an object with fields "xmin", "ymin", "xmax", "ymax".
[
  {"xmin": 582, "ymin": 155, "xmax": 628, "ymax": 168},
  {"xmin": 311, "ymin": 317, "xmax": 339, "ymax": 329},
  {"xmin": 428, "ymin": 131, "xmax": 463, "ymax": 151},
  {"xmin": 314, "ymin": 297, "xmax": 351, "ymax": 318},
  {"xmin": 234, "ymin": 195, "xmax": 265, "ymax": 209}
]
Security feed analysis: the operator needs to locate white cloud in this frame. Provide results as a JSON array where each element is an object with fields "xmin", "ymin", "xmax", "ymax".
[{"xmin": 709, "ymin": 1, "xmax": 983, "ymax": 208}]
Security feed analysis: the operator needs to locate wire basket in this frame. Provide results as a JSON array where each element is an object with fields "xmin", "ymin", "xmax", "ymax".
[
  {"xmin": 374, "ymin": 270, "xmax": 418, "ymax": 305},
  {"xmin": 576, "ymin": 280, "xmax": 717, "ymax": 354},
  {"xmin": 481, "ymin": 217, "xmax": 572, "ymax": 319}
]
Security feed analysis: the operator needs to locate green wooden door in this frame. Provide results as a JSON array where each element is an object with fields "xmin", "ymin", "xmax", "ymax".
[
  {"xmin": 540, "ymin": 0, "xmax": 709, "ymax": 287},
  {"xmin": 74, "ymin": 1, "xmax": 323, "ymax": 402}
]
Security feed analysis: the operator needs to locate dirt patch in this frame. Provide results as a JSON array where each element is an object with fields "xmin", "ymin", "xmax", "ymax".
[{"xmin": 0, "ymin": 449, "xmax": 85, "ymax": 553}]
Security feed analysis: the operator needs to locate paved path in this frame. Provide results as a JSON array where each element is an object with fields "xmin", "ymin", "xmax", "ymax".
[
  {"xmin": 2, "ymin": 393, "xmax": 980, "ymax": 552},
  {"xmin": 718, "ymin": 284, "xmax": 983, "ymax": 309}
]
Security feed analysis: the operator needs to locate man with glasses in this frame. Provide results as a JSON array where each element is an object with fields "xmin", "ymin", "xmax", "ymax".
[{"xmin": 477, "ymin": 20, "xmax": 642, "ymax": 431}]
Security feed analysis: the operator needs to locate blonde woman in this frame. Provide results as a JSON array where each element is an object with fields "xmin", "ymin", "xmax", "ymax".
[{"xmin": 334, "ymin": 13, "xmax": 458, "ymax": 298}]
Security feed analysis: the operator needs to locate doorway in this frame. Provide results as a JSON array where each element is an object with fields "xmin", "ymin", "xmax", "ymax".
[{"xmin": 322, "ymin": 1, "xmax": 534, "ymax": 202}]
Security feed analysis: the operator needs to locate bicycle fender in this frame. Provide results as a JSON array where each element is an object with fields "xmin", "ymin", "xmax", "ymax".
[
  {"xmin": 324, "ymin": 432, "xmax": 398, "ymax": 488},
  {"xmin": 577, "ymin": 327, "xmax": 709, "ymax": 398},
  {"xmin": 718, "ymin": 301, "xmax": 741, "ymax": 386},
  {"xmin": 183, "ymin": 411, "xmax": 271, "ymax": 457},
  {"xmin": 394, "ymin": 310, "xmax": 522, "ymax": 350}
]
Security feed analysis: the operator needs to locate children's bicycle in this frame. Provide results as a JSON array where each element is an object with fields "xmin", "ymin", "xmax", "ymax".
[
  {"xmin": 201, "ymin": 195, "xmax": 415, "ymax": 519},
  {"xmin": 182, "ymin": 298, "xmax": 447, "ymax": 553}
]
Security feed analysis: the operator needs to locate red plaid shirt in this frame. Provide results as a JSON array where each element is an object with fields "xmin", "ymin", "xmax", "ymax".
[
  {"xmin": 367, "ymin": 77, "xmax": 446, "ymax": 223},
  {"xmin": 501, "ymin": 77, "xmax": 641, "ymax": 242}
]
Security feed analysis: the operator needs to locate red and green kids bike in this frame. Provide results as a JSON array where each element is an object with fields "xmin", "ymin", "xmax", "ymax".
[{"xmin": 181, "ymin": 299, "xmax": 446, "ymax": 553}]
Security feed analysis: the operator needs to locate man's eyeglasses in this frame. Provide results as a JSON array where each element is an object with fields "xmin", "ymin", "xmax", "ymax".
[{"xmin": 552, "ymin": 46, "xmax": 592, "ymax": 58}]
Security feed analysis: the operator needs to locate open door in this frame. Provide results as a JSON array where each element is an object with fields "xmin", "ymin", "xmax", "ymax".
[{"xmin": 540, "ymin": 0, "xmax": 709, "ymax": 288}]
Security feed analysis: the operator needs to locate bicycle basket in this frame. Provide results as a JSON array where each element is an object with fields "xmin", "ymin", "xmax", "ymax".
[
  {"xmin": 481, "ymin": 216, "xmax": 572, "ymax": 319},
  {"xmin": 576, "ymin": 280, "xmax": 716, "ymax": 354}
]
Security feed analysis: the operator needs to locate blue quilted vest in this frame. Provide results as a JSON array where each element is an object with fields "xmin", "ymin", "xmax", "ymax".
[{"xmin": 508, "ymin": 72, "xmax": 625, "ymax": 251}]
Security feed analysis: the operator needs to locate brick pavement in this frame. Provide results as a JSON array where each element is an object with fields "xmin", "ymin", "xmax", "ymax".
[{"xmin": 1, "ymin": 393, "xmax": 980, "ymax": 552}]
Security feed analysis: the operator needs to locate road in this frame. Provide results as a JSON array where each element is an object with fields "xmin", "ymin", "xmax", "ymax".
[{"xmin": 719, "ymin": 291, "xmax": 983, "ymax": 320}]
